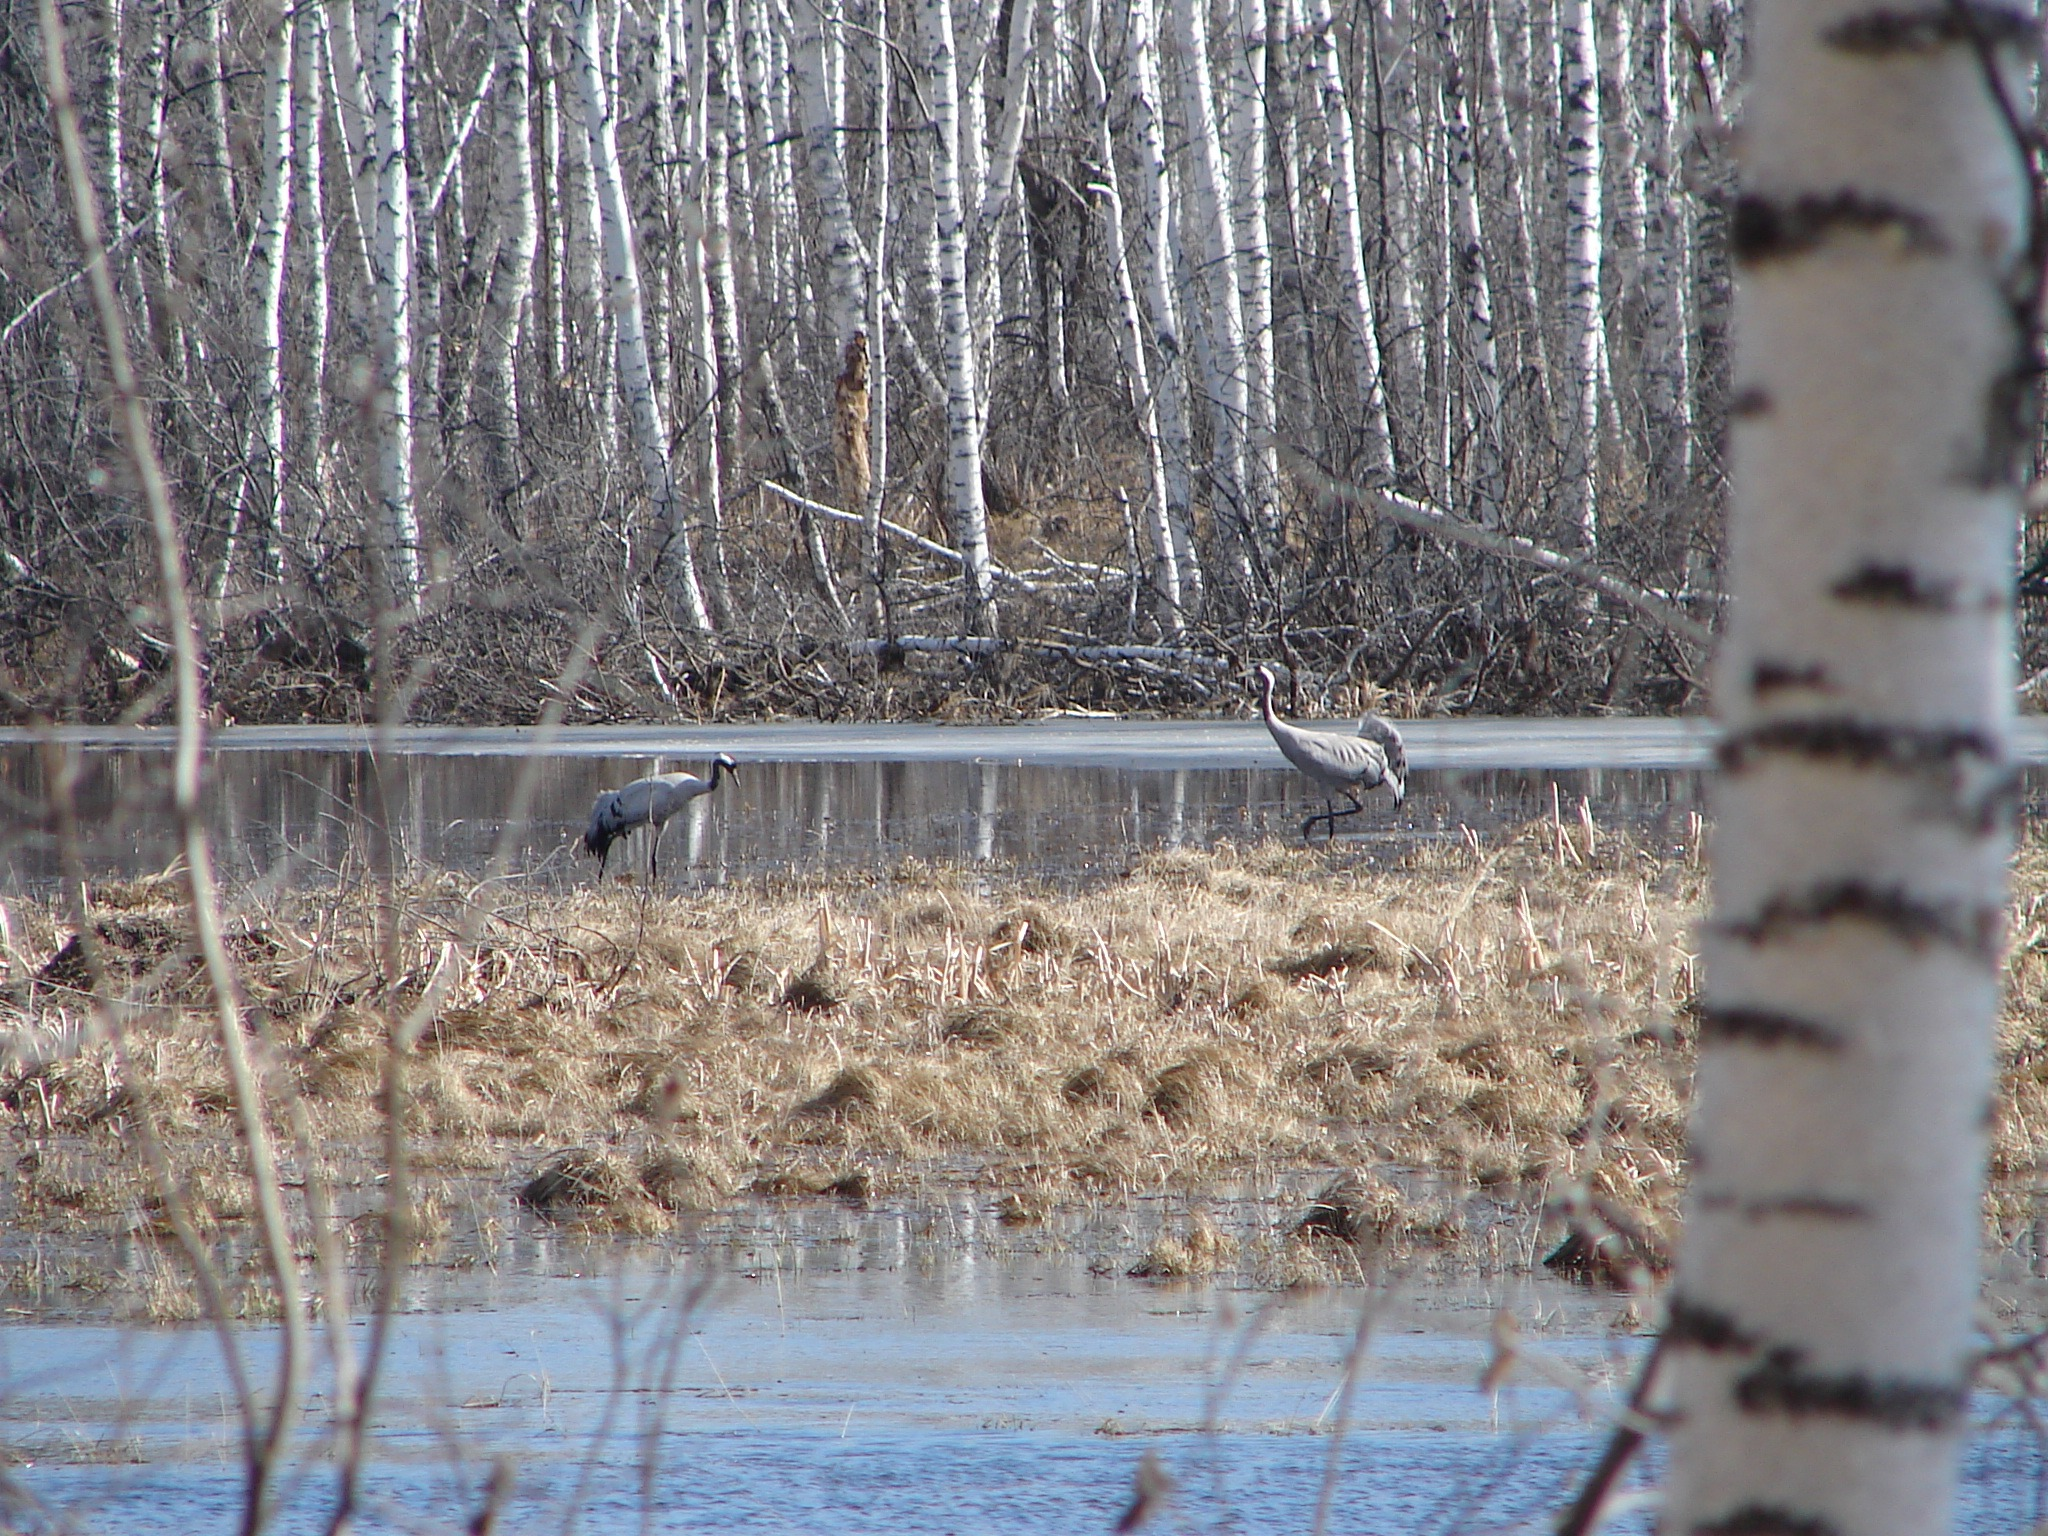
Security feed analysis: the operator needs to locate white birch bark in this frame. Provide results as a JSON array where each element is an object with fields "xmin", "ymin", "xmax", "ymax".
[
  {"xmin": 794, "ymin": 0, "xmax": 865, "ymax": 359},
  {"xmin": 1638, "ymin": 0, "xmax": 1692, "ymax": 499},
  {"xmin": 1084, "ymin": 0, "xmax": 1178, "ymax": 630},
  {"xmin": 1226, "ymin": 0, "xmax": 1279, "ymax": 560},
  {"xmin": 1666, "ymin": 4, "xmax": 2029, "ymax": 1532},
  {"xmin": 1598, "ymin": 0, "xmax": 1643, "ymax": 471},
  {"xmin": 1374, "ymin": 0, "xmax": 1426, "ymax": 452},
  {"xmin": 537, "ymin": 39, "xmax": 564, "ymax": 377},
  {"xmin": 97, "ymin": 0, "xmax": 126, "ymax": 293},
  {"xmin": 1124, "ymin": 0, "xmax": 1203, "ymax": 608},
  {"xmin": 1558, "ymin": 0, "xmax": 1601, "ymax": 553},
  {"xmin": 234, "ymin": 6, "xmax": 294, "ymax": 590},
  {"xmin": 559, "ymin": 22, "xmax": 603, "ymax": 378},
  {"xmin": 1438, "ymin": 0, "xmax": 1500, "ymax": 524},
  {"xmin": 969, "ymin": 0, "xmax": 1035, "ymax": 365},
  {"xmin": 1170, "ymin": 0, "xmax": 1253, "ymax": 596},
  {"xmin": 475, "ymin": 0, "xmax": 536, "ymax": 520},
  {"xmin": 1302, "ymin": 0, "xmax": 1395, "ymax": 480},
  {"xmin": 138, "ymin": 0, "xmax": 178, "ymax": 362},
  {"xmin": 863, "ymin": 0, "xmax": 892, "ymax": 631},
  {"xmin": 199, "ymin": 0, "xmax": 237, "ymax": 243},
  {"xmin": 920, "ymin": 0, "xmax": 996, "ymax": 634},
  {"xmin": 1479, "ymin": 0, "xmax": 1553, "ymax": 436},
  {"xmin": 697, "ymin": 0, "xmax": 741, "ymax": 624},
  {"xmin": 793, "ymin": 0, "xmax": 872, "ymax": 582},
  {"xmin": 368, "ymin": 0, "xmax": 422, "ymax": 604},
  {"xmin": 324, "ymin": 0, "xmax": 375, "ymax": 301},
  {"xmin": 567, "ymin": 0, "xmax": 714, "ymax": 631},
  {"xmin": 293, "ymin": 1, "xmax": 330, "ymax": 562}
]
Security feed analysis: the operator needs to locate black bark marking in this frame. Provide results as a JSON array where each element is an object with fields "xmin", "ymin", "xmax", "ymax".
[
  {"xmin": 1665, "ymin": 1294, "xmax": 1759, "ymax": 1354},
  {"xmin": 1718, "ymin": 718, "xmax": 2018, "ymax": 834},
  {"xmin": 1750, "ymin": 660, "xmax": 1832, "ymax": 695},
  {"xmin": 1729, "ymin": 385, "xmax": 1776, "ymax": 418},
  {"xmin": 1718, "ymin": 718, "xmax": 2001, "ymax": 773},
  {"xmin": 1732, "ymin": 192, "xmax": 1946, "ymax": 263},
  {"xmin": 1828, "ymin": 563, "xmax": 1977, "ymax": 611},
  {"xmin": 1827, "ymin": 5, "xmax": 2035, "ymax": 53},
  {"xmin": 1695, "ymin": 1507, "xmax": 1845, "ymax": 1536},
  {"xmin": 1696, "ymin": 1004, "xmax": 1848, "ymax": 1052},
  {"xmin": 1738, "ymin": 1195, "xmax": 1876, "ymax": 1221},
  {"xmin": 1717, "ymin": 882, "xmax": 2003, "ymax": 962},
  {"xmin": 1736, "ymin": 1347, "xmax": 1966, "ymax": 1429}
]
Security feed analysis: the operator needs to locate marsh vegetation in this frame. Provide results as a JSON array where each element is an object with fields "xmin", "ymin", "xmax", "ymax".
[{"xmin": 9, "ymin": 812, "xmax": 2048, "ymax": 1323}]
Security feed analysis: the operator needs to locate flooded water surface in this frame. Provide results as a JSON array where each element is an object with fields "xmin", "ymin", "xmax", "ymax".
[
  {"xmin": 9, "ymin": 717, "xmax": 2047, "ymax": 889},
  {"xmin": 0, "ymin": 719, "xmax": 1758, "ymax": 889},
  {"xmin": 5, "ymin": 1209, "xmax": 2045, "ymax": 1535}
]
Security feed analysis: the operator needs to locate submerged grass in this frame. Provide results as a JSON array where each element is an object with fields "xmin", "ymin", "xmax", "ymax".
[{"xmin": 12, "ymin": 814, "xmax": 2048, "ymax": 1303}]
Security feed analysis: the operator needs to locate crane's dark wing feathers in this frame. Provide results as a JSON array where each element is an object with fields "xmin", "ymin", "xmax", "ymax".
[{"xmin": 583, "ymin": 789, "xmax": 629, "ymax": 861}]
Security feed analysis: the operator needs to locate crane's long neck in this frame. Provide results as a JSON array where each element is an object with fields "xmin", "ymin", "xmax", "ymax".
[
  {"xmin": 707, "ymin": 757, "xmax": 728, "ymax": 790},
  {"xmin": 1259, "ymin": 672, "xmax": 1282, "ymax": 731}
]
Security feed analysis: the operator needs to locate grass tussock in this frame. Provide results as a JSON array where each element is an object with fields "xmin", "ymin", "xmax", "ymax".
[{"xmin": 17, "ymin": 815, "xmax": 2048, "ymax": 1286}]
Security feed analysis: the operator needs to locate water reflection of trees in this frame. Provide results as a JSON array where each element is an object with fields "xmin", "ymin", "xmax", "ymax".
[{"xmin": 1, "ymin": 749, "xmax": 1714, "ymax": 890}]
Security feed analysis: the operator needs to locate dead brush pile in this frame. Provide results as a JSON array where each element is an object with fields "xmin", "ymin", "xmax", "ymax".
[{"xmin": 11, "ymin": 818, "xmax": 2048, "ymax": 1277}]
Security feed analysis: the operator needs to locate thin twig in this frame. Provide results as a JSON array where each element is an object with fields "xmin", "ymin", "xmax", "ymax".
[{"xmin": 39, "ymin": 7, "xmax": 310, "ymax": 1532}]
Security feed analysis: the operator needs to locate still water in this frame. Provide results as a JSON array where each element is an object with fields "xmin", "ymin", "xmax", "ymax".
[
  {"xmin": 0, "ymin": 719, "xmax": 1760, "ymax": 888},
  {"xmin": 4, "ymin": 1205, "xmax": 2044, "ymax": 1536}
]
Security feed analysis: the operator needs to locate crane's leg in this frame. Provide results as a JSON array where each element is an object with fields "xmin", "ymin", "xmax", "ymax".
[
  {"xmin": 649, "ymin": 821, "xmax": 663, "ymax": 882},
  {"xmin": 1302, "ymin": 799, "xmax": 1334, "ymax": 842},
  {"xmin": 1328, "ymin": 793, "xmax": 1366, "ymax": 835}
]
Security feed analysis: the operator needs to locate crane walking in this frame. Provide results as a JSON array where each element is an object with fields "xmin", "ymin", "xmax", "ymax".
[
  {"xmin": 1255, "ymin": 666, "xmax": 1406, "ymax": 841},
  {"xmin": 582, "ymin": 754, "xmax": 739, "ymax": 879}
]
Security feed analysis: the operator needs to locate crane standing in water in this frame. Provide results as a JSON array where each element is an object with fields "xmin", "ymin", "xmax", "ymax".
[
  {"xmin": 1254, "ymin": 666, "xmax": 1406, "ymax": 841},
  {"xmin": 582, "ymin": 754, "xmax": 739, "ymax": 878}
]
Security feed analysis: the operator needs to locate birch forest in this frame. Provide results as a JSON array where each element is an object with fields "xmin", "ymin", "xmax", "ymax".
[{"xmin": 0, "ymin": 0, "xmax": 1937, "ymax": 721}]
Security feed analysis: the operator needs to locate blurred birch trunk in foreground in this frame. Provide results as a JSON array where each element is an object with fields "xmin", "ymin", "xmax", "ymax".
[{"xmin": 1665, "ymin": 2, "xmax": 2030, "ymax": 1530}]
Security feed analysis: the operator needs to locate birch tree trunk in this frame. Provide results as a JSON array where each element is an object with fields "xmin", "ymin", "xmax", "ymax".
[
  {"xmin": 1479, "ymin": 0, "xmax": 1554, "ymax": 443},
  {"xmin": 1557, "ymin": 0, "xmax": 1601, "ymax": 554},
  {"xmin": 567, "ymin": 0, "xmax": 714, "ymax": 631},
  {"xmin": 862, "ymin": 0, "xmax": 892, "ymax": 632},
  {"xmin": 920, "ymin": 0, "xmax": 997, "ymax": 635},
  {"xmin": 1374, "ymin": 0, "xmax": 1427, "ymax": 460},
  {"xmin": 793, "ymin": 0, "xmax": 870, "ymax": 516},
  {"xmin": 1124, "ymin": 0, "xmax": 1204, "ymax": 610},
  {"xmin": 1084, "ymin": 0, "xmax": 1178, "ymax": 631},
  {"xmin": 230, "ymin": 5, "xmax": 294, "ymax": 591},
  {"xmin": 1170, "ymin": 0, "xmax": 1254, "ymax": 601},
  {"xmin": 969, "ymin": 0, "xmax": 1035, "ymax": 371},
  {"xmin": 1638, "ymin": 0, "xmax": 1692, "ymax": 502},
  {"xmin": 293, "ymin": 1, "xmax": 330, "ymax": 564},
  {"xmin": 698, "ymin": 0, "xmax": 743, "ymax": 624},
  {"xmin": 1665, "ymin": 5, "xmax": 2029, "ymax": 1533},
  {"xmin": 1438, "ymin": 0, "xmax": 1500, "ymax": 525},
  {"xmin": 368, "ymin": 0, "xmax": 422, "ymax": 605},
  {"xmin": 1227, "ymin": 0, "xmax": 1279, "ymax": 565},
  {"xmin": 474, "ymin": 0, "xmax": 535, "ymax": 527},
  {"xmin": 138, "ymin": 0, "xmax": 178, "ymax": 365},
  {"xmin": 1303, "ymin": 0, "xmax": 1395, "ymax": 481}
]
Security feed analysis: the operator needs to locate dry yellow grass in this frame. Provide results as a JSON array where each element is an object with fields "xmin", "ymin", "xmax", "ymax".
[{"xmin": 9, "ymin": 813, "xmax": 2048, "ymax": 1293}]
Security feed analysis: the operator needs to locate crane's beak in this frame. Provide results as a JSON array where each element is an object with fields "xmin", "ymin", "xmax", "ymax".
[{"xmin": 1390, "ymin": 774, "xmax": 1406, "ymax": 809}]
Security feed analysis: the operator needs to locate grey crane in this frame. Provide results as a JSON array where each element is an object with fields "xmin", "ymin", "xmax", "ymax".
[
  {"xmin": 582, "ymin": 754, "xmax": 738, "ymax": 878},
  {"xmin": 1255, "ymin": 665, "xmax": 1406, "ymax": 841}
]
